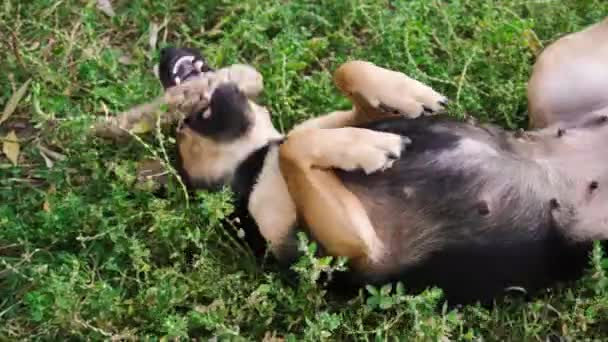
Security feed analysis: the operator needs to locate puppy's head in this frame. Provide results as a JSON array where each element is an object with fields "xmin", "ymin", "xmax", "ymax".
[
  {"xmin": 182, "ymin": 83, "xmax": 252, "ymax": 142},
  {"xmin": 176, "ymin": 82, "xmax": 280, "ymax": 191},
  {"xmin": 159, "ymin": 47, "xmax": 213, "ymax": 89}
]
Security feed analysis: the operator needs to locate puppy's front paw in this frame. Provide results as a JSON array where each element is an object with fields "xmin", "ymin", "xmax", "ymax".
[
  {"xmin": 349, "ymin": 131, "xmax": 411, "ymax": 174},
  {"xmin": 165, "ymin": 78, "xmax": 211, "ymax": 114},
  {"xmin": 210, "ymin": 64, "xmax": 264, "ymax": 98}
]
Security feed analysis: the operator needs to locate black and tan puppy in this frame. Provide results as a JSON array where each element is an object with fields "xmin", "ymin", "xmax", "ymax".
[{"xmin": 153, "ymin": 18, "xmax": 608, "ymax": 306}]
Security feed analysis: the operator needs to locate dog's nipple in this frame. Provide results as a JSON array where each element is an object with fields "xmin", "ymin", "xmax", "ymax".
[
  {"xmin": 477, "ymin": 200, "xmax": 490, "ymax": 216},
  {"xmin": 589, "ymin": 180, "xmax": 599, "ymax": 193}
]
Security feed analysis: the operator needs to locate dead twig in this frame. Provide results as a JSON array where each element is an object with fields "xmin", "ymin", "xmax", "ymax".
[
  {"xmin": 91, "ymin": 64, "xmax": 264, "ymax": 141},
  {"xmin": 91, "ymin": 94, "xmax": 183, "ymax": 140},
  {"xmin": 10, "ymin": 31, "xmax": 25, "ymax": 70}
]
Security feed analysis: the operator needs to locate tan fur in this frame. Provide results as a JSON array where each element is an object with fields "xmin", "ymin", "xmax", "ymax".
[
  {"xmin": 345, "ymin": 183, "xmax": 445, "ymax": 270},
  {"xmin": 165, "ymin": 64, "xmax": 264, "ymax": 115},
  {"xmin": 174, "ymin": 17, "xmax": 608, "ymax": 272},
  {"xmin": 273, "ymin": 20, "xmax": 608, "ymax": 270},
  {"xmin": 279, "ymin": 127, "xmax": 407, "ymax": 267},
  {"xmin": 93, "ymin": 64, "xmax": 264, "ymax": 140},
  {"xmin": 290, "ymin": 110, "xmax": 359, "ymax": 133},
  {"xmin": 334, "ymin": 60, "xmax": 447, "ymax": 118},
  {"xmin": 173, "ymin": 59, "xmax": 447, "ymax": 271},
  {"xmin": 177, "ymin": 101, "xmax": 281, "ymax": 186},
  {"xmin": 273, "ymin": 61, "xmax": 446, "ymax": 270},
  {"xmin": 519, "ymin": 17, "xmax": 608, "ymax": 243},
  {"xmin": 247, "ymin": 147, "xmax": 297, "ymax": 254},
  {"xmin": 528, "ymin": 17, "xmax": 608, "ymax": 129},
  {"xmin": 91, "ymin": 16, "xmax": 608, "ymax": 283},
  {"xmin": 291, "ymin": 60, "xmax": 448, "ymax": 134}
]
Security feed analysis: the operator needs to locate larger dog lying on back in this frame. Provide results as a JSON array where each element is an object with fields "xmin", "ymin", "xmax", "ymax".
[{"xmin": 135, "ymin": 17, "xmax": 608, "ymax": 305}]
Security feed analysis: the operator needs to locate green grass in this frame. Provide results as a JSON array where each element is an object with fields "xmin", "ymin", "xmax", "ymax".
[{"xmin": 2, "ymin": 0, "xmax": 608, "ymax": 340}]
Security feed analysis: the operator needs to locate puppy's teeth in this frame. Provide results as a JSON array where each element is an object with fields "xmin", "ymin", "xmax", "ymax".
[
  {"xmin": 202, "ymin": 110, "xmax": 211, "ymax": 119},
  {"xmin": 194, "ymin": 60, "xmax": 204, "ymax": 71},
  {"xmin": 174, "ymin": 76, "xmax": 181, "ymax": 85}
]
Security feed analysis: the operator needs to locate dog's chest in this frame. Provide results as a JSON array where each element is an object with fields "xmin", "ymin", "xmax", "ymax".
[{"xmin": 247, "ymin": 147, "xmax": 297, "ymax": 248}]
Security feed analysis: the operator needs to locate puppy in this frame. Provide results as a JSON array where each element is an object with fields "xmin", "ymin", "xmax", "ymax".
[{"xmin": 153, "ymin": 17, "xmax": 608, "ymax": 306}]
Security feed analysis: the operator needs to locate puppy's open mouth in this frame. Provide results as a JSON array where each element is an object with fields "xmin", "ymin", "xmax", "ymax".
[
  {"xmin": 159, "ymin": 47, "xmax": 213, "ymax": 89},
  {"xmin": 171, "ymin": 55, "xmax": 206, "ymax": 85}
]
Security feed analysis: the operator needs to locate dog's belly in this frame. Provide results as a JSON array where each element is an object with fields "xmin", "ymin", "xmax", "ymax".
[{"xmin": 333, "ymin": 116, "xmax": 592, "ymax": 304}]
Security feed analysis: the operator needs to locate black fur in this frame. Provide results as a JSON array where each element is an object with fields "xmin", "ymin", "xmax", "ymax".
[
  {"xmin": 324, "ymin": 115, "xmax": 598, "ymax": 305},
  {"xmin": 230, "ymin": 141, "xmax": 283, "ymax": 259},
  {"xmin": 185, "ymin": 83, "xmax": 253, "ymax": 142},
  {"xmin": 173, "ymin": 83, "xmax": 256, "ymax": 190},
  {"xmin": 158, "ymin": 47, "xmax": 212, "ymax": 89},
  {"xmin": 161, "ymin": 46, "xmax": 605, "ymax": 306}
]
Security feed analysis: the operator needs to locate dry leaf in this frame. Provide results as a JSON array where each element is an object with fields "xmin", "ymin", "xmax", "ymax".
[
  {"xmin": 262, "ymin": 332, "xmax": 285, "ymax": 342},
  {"xmin": 38, "ymin": 144, "xmax": 66, "ymax": 161},
  {"xmin": 523, "ymin": 29, "xmax": 543, "ymax": 56},
  {"xmin": 27, "ymin": 41, "xmax": 40, "ymax": 51},
  {"xmin": 136, "ymin": 159, "xmax": 166, "ymax": 180},
  {"xmin": 39, "ymin": 149, "xmax": 54, "ymax": 168},
  {"xmin": 136, "ymin": 158, "xmax": 168, "ymax": 192},
  {"xmin": 100, "ymin": 101, "xmax": 110, "ymax": 118},
  {"xmin": 149, "ymin": 22, "xmax": 160, "ymax": 52},
  {"xmin": 1, "ymin": 79, "xmax": 31, "ymax": 126},
  {"xmin": 42, "ymin": 185, "xmax": 56, "ymax": 212},
  {"xmin": 38, "ymin": 144, "xmax": 67, "ymax": 169},
  {"xmin": 130, "ymin": 120, "xmax": 154, "ymax": 134},
  {"xmin": 2, "ymin": 131, "xmax": 20, "ymax": 166},
  {"xmin": 96, "ymin": 0, "xmax": 115, "ymax": 17},
  {"xmin": 4, "ymin": 0, "xmax": 11, "ymax": 14},
  {"xmin": 43, "ymin": 200, "xmax": 51, "ymax": 212},
  {"xmin": 118, "ymin": 54, "xmax": 134, "ymax": 65},
  {"xmin": 82, "ymin": 47, "xmax": 96, "ymax": 59}
]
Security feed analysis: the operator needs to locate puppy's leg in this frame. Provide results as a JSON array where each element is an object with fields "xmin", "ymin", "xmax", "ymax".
[
  {"xmin": 164, "ymin": 63, "xmax": 264, "ymax": 115},
  {"xmin": 290, "ymin": 110, "xmax": 360, "ymax": 132},
  {"xmin": 528, "ymin": 17, "xmax": 608, "ymax": 129},
  {"xmin": 158, "ymin": 47, "xmax": 265, "ymax": 115},
  {"xmin": 279, "ymin": 127, "xmax": 410, "ymax": 266},
  {"xmin": 292, "ymin": 61, "xmax": 449, "ymax": 134},
  {"xmin": 334, "ymin": 60, "xmax": 449, "ymax": 119}
]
